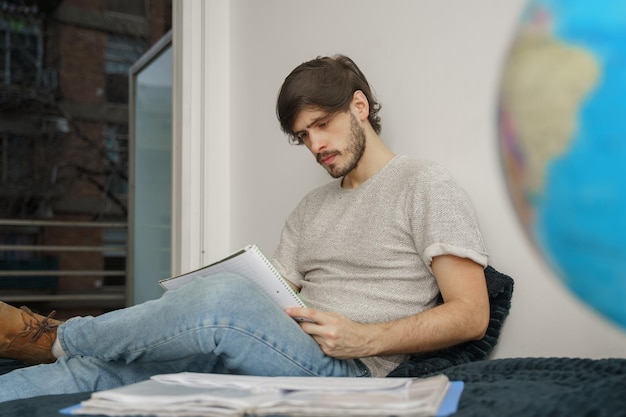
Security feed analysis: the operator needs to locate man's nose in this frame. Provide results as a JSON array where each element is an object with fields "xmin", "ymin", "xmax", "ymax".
[{"xmin": 308, "ymin": 131, "xmax": 327, "ymax": 154}]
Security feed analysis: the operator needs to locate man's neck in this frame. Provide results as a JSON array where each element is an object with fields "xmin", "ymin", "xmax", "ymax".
[{"xmin": 342, "ymin": 134, "xmax": 395, "ymax": 189}]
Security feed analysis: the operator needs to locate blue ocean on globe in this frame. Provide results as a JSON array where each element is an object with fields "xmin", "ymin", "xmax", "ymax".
[
  {"xmin": 504, "ymin": 0, "xmax": 626, "ymax": 329},
  {"xmin": 537, "ymin": 0, "xmax": 626, "ymax": 328}
]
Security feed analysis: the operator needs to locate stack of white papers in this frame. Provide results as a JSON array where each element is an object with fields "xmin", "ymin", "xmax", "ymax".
[{"xmin": 63, "ymin": 372, "xmax": 461, "ymax": 417}]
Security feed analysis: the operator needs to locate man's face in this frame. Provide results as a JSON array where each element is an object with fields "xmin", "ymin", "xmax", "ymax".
[{"xmin": 292, "ymin": 108, "xmax": 366, "ymax": 178}]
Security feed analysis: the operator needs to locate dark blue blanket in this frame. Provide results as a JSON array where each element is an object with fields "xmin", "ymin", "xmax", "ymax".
[{"xmin": 2, "ymin": 356, "xmax": 625, "ymax": 417}]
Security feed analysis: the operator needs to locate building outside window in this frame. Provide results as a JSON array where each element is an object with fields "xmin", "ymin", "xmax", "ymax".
[{"xmin": 0, "ymin": 0, "xmax": 171, "ymax": 318}]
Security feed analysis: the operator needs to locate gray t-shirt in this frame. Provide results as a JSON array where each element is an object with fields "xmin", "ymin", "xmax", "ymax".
[{"xmin": 272, "ymin": 155, "xmax": 488, "ymax": 377}]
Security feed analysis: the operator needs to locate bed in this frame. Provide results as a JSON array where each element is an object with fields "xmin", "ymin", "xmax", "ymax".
[
  {"xmin": 2, "ymin": 356, "xmax": 625, "ymax": 417},
  {"xmin": 2, "ymin": 267, "xmax": 625, "ymax": 416}
]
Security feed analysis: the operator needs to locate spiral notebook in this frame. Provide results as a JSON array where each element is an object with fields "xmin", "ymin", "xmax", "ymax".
[{"xmin": 159, "ymin": 244, "xmax": 307, "ymax": 312}]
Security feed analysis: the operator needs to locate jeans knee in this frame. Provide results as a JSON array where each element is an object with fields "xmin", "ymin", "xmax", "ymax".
[{"xmin": 187, "ymin": 273, "xmax": 259, "ymax": 305}]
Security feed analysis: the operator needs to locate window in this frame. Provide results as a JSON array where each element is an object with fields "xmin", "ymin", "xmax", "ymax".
[
  {"xmin": 0, "ymin": 134, "xmax": 33, "ymax": 184},
  {"xmin": 0, "ymin": 133, "xmax": 51, "ymax": 218},
  {"xmin": 129, "ymin": 34, "xmax": 172, "ymax": 304},
  {"xmin": 105, "ymin": 35, "xmax": 146, "ymax": 103},
  {"xmin": 0, "ymin": 18, "xmax": 42, "ymax": 86}
]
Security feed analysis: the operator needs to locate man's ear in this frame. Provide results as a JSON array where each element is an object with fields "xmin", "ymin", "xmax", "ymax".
[{"xmin": 351, "ymin": 90, "xmax": 370, "ymax": 122}]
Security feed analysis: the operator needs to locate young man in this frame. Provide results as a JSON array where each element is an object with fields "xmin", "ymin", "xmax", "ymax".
[{"xmin": 0, "ymin": 55, "xmax": 489, "ymax": 401}]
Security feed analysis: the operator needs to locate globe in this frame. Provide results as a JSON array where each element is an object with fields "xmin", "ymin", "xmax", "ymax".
[{"xmin": 498, "ymin": 0, "xmax": 626, "ymax": 330}]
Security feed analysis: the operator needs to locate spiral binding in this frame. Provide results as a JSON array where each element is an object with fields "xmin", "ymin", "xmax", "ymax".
[{"xmin": 248, "ymin": 244, "xmax": 306, "ymax": 308}]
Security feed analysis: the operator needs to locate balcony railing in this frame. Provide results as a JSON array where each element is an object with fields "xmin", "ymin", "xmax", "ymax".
[{"xmin": 0, "ymin": 219, "xmax": 127, "ymax": 308}]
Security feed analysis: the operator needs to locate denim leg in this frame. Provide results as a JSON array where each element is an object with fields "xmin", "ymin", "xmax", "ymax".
[
  {"xmin": 0, "ymin": 273, "xmax": 369, "ymax": 402},
  {"xmin": 0, "ymin": 355, "xmax": 214, "ymax": 401}
]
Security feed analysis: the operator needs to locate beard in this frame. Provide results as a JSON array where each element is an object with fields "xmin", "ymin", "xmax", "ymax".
[{"xmin": 317, "ymin": 113, "xmax": 367, "ymax": 178}]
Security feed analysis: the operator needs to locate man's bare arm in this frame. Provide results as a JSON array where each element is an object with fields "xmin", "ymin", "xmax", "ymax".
[{"xmin": 285, "ymin": 255, "xmax": 490, "ymax": 359}]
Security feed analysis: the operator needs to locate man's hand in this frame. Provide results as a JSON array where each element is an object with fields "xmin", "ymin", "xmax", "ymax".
[{"xmin": 285, "ymin": 307, "xmax": 375, "ymax": 359}]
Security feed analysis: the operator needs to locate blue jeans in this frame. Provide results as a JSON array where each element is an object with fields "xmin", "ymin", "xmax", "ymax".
[{"xmin": 0, "ymin": 273, "xmax": 369, "ymax": 402}]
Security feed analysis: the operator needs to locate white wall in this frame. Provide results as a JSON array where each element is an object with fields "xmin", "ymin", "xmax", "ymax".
[{"xmin": 189, "ymin": 0, "xmax": 626, "ymax": 359}]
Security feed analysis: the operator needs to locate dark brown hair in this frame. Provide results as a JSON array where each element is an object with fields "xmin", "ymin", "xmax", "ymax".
[{"xmin": 276, "ymin": 55, "xmax": 382, "ymax": 144}]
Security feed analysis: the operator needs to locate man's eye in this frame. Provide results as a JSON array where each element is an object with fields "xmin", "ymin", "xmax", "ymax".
[{"xmin": 297, "ymin": 132, "xmax": 308, "ymax": 141}]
